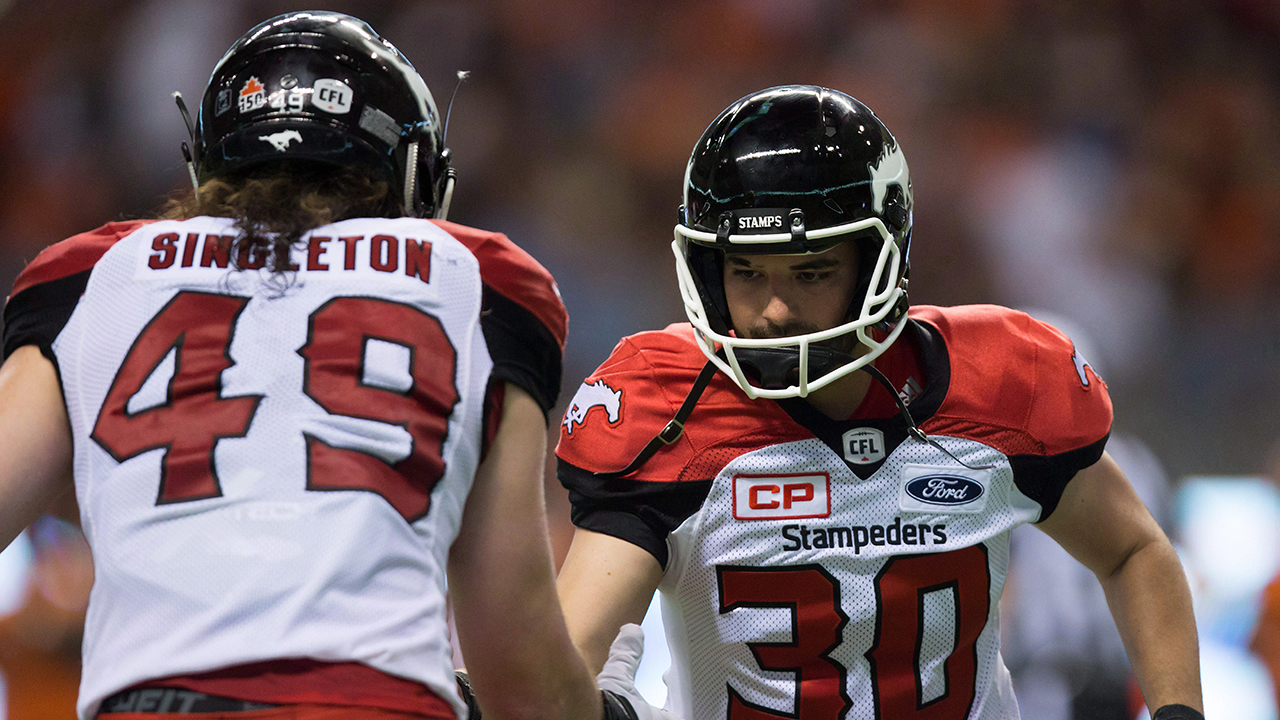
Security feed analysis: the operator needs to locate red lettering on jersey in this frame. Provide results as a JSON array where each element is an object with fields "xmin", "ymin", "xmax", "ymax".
[
  {"xmin": 201, "ymin": 235, "xmax": 232, "ymax": 268},
  {"xmin": 748, "ymin": 485, "xmax": 780, "ymax": 510},
  {"xmin": 307, "ymin": 236, "xmax": 330, "ymax": 271},
  {"xmin": 148, "ymin": 233, "xmax": 179, "ymax": 269},
  {"xmin": 733, "ymin": 474, "xmax": 830, "ymax": 520},
  {"xmin": 236, "ymin": 242, "xmax": 266, "ymax": 270},
  {"xmin": 181, "ymin": 233, "xmax": 199, "ymax": 267},
  {"xmin": 784, "ymin": 482, "xmax": 814, "ymax": 508},
  {"xmin": 405, "ymin": 238, "xmax": 431, "ymax": 283},
  {"xmin": 338, "ymin": 236, "xmax": 361, "ymax": 270},
  {"xmin": 867, "ymin": 545, "xmax": 990, "ymax": 718},
  {"xmin": 300, "ymin": 297, "xmax": 459, "ymax": 521},
  {"xmin": 370, "ymin": 234, "xmax": 397, "ymax": 273}
]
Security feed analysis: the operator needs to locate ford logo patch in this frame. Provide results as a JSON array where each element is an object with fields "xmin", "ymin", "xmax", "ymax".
[{"xmin": 904, "ymin": 475, "xmax": 984, "ymax": 506}]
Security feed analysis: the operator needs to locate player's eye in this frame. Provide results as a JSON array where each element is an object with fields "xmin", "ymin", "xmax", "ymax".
[{"xmin": 797, "ymin": 270, "xmax": 834, "ymax": 284}]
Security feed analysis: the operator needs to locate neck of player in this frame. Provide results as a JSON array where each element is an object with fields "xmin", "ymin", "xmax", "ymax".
[{"xmin": 804, "ymin": 365, "xmax": 874, "ymax": 420}]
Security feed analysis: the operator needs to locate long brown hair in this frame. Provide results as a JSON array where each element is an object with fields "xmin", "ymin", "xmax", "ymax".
[{"xmin": 161, "ymin": 161, "xmax": 400, "ymax": 278}]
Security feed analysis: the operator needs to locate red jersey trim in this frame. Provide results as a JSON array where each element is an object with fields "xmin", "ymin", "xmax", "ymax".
[
  {"xmin": 910, "ymin": 305, "xmax": 1112, "ymax": 458},
  {"xmin": 431, "ymin": 220, "xmax": 567, "ymax": 351},
  {"xmin": 556, "ymin": 323, "xmax": 811, "ymax": 483},
  {"xmin": 11, "ymin": 220, "xmax": 155, "ymax": 297},
  {"xmin": 137, "ymin": 659, "xmax": 454, "ymax": 717}
]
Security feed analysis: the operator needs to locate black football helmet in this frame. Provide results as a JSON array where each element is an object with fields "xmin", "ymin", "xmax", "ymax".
[
  {"xmin": 190, "ymin": 11, "xmax": 453, "ymax": 218},
  {"xmin": 673, "ymin": 85, "xmax": 913, "ymax": 398}
]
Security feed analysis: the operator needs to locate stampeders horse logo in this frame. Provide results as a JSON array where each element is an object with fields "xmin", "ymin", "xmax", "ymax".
[
  {"xmin": 562, "ymin": 379, "xmax": 622, "ymax": 435},
  {"xmin": 260, "ymin": 130, "xmax": 303, "ymax": 152}
]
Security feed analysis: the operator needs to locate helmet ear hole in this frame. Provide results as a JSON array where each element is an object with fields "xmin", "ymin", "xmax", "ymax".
[{"xmin": 686, "ymin": 244, "xmax": 731, "ymax": 335}]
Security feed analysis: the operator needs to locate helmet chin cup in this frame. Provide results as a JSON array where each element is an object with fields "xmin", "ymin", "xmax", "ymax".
[{"xmin": 731, "ymin": 345, "xmax": 856, "ymax": 390}]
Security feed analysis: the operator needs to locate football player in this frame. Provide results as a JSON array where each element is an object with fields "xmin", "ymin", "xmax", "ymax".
[
  {"xmin": 555, "ymin": 85, "xmax": 1204, "ymax": 720},
  {"xmin": 0, "ymin": 12, "xmax": 666, "ymax": 720}
]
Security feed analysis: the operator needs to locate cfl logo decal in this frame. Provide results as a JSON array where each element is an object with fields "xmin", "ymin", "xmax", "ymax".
[{"xmin": 733, "ymin": 473, "xmax": 830, "ymax": 520}]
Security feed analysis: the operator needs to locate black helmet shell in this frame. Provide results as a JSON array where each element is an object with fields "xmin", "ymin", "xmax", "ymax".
[{"xmin": 195, "ymin": 12, "xmax": 450, "ymax": 217}]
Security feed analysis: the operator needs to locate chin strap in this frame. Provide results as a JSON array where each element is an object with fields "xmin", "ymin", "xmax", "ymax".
[
  {"xmin": 861, "ymin": 363, "xmax": 995, "ymax": 471},
  {"xmin": 596, "ymin": 359, "xmax": 718, "ymax": 480},
  {"xmin": 437, "ymin": 168, "xmax": 456, "ymax": 220}
]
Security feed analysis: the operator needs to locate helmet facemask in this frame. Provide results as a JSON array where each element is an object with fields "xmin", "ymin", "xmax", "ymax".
[{"xmin": 674, "ymin": 212, "xmax": 909, "ymax": 399}]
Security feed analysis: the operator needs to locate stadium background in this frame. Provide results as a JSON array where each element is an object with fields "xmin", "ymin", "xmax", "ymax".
[{"xmin": 0, "ymin": 0, "xmax": 1277, "ymax": 717}]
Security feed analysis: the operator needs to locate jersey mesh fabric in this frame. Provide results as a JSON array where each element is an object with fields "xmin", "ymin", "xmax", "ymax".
[
  {"xmin": 50, "ymin": 217, "xmax": 490, "ymax": 720},
  {"xmin": 661, "ymin": 435, "xmax": 1028, "ymax": 720},
  {"xmin": 559, "ymin": 309, "xmax": 1111, "ymax": 720}
]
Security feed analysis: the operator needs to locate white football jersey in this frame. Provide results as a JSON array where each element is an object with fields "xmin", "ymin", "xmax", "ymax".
[
  {"xmin": 558, "ymin": 310, "xmax": 1112, "ymax": 720},
  {"xmin": 4, "ymin": 216, "xmax": 568, "ymax": 719}
]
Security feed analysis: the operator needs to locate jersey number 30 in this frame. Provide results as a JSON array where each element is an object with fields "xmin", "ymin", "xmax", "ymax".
[
  {"xmin": 717, "ymin": 545, "xmax": 991, "ymax": 719},
  {"xmin": 90, "ymin": 291, "xmax": 458, "ymax": 522}
]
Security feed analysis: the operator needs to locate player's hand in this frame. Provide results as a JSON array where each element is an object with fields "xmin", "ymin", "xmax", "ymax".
[{"xmin": 597, "ymin": 623, "xmax": 684, "ymax": 720}]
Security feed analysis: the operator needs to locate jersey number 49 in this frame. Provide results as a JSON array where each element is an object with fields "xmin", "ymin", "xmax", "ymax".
[{"xmin": 90, "ymin": 290, "xmax": 458, "ymax": 522}]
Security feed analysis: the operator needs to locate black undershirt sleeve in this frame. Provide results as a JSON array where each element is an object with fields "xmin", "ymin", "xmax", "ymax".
[
  {"xmin": 558, "ymin": 458, "xmax": 712, "ymax": 570},
  {"xmin": 1010, "ymin": 432, "xmax": 1110, "ymax": 522},
  {"xmin": 479, "ymin": 284, "xmax": 562, "ymax": 417},
  {"xmin": 3, "ymin": 269, "xmax": 92, "ymax": 363}
]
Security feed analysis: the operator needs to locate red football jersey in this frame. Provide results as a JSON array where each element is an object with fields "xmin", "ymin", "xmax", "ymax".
[{"xmin": 557, "ymin": 305, "xmax": 1110, "ymax": 720}]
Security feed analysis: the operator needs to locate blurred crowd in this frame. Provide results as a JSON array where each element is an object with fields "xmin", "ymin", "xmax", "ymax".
[{"xmin": 0, "ymin": 0, "xmax": 1277, "ymax": 717}]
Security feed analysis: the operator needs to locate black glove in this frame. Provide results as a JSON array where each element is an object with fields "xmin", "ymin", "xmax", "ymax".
[
  {"xmin": 601, "ymin": 690, "xmax": 641, "ymax": 720},
  {"xmin": 455, "ymin": 670, "xmax": 482, "ymax": 720},
  {"xmin": 1152, "ymin": 704, "xmax": 1205, "ymax": 720}
]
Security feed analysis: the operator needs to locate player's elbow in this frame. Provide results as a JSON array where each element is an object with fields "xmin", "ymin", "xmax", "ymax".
[{"xmin": 1098, "ymin": 529, "xmax": 1177, "ymax": 584}]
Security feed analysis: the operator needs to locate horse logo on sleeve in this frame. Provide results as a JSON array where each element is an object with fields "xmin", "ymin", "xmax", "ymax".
[{"xmin": 562, "ymin": 380, "xmax": 622, "ymax": 435}]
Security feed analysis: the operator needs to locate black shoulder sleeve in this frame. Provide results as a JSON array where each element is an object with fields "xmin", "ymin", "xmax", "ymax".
[
  {"xmin": 3, "ymin": 269, "xmax": 91, "ymax": 362},
  {"xmin": 558, "ymin": 458, "xmax": 712, "ymax": 571},
  {"xmin": 1010, "ymin": 432, "xmax": 1110, "ymax": 522},
  {"xmin": 480, "ymin": 284, "xmax": 562, "ymax": 417}
]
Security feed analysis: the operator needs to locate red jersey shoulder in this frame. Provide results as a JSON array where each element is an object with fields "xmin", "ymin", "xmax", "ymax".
[
  {"xmin": 11, "ymin": 220, "xmax": 156, "ymax": 297},
  {"xmin": 431, "ymin": 219, "xmax": 567, "ymax": 351},
  {"xmin": 912, "ymin": 304, "xmax": 1112, "ymax": 456},
  {"xmin": 555, "ymin": 323, "xmax": 808, "ymax": 482}
]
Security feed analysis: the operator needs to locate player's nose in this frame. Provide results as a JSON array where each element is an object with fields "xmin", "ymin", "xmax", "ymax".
[{"xmin": 760, "ymin": 292, "xmax": 796, "ymax": 325}]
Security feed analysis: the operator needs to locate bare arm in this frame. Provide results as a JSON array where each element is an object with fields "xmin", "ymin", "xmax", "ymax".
[
  {"xmin": 557, "ymin": 527, "xmax": 663, "ymax": 675},
  {"xmin": 448, "ymin": 383, "xmax": 601, "ymax": 720},
  {"xmin": 1035, "ymin": 451, "xmax": 1202, "ymax": 712},
  {"xmin": 0, "ymin": 345, "xmax": 74, "ymax": 550}
]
